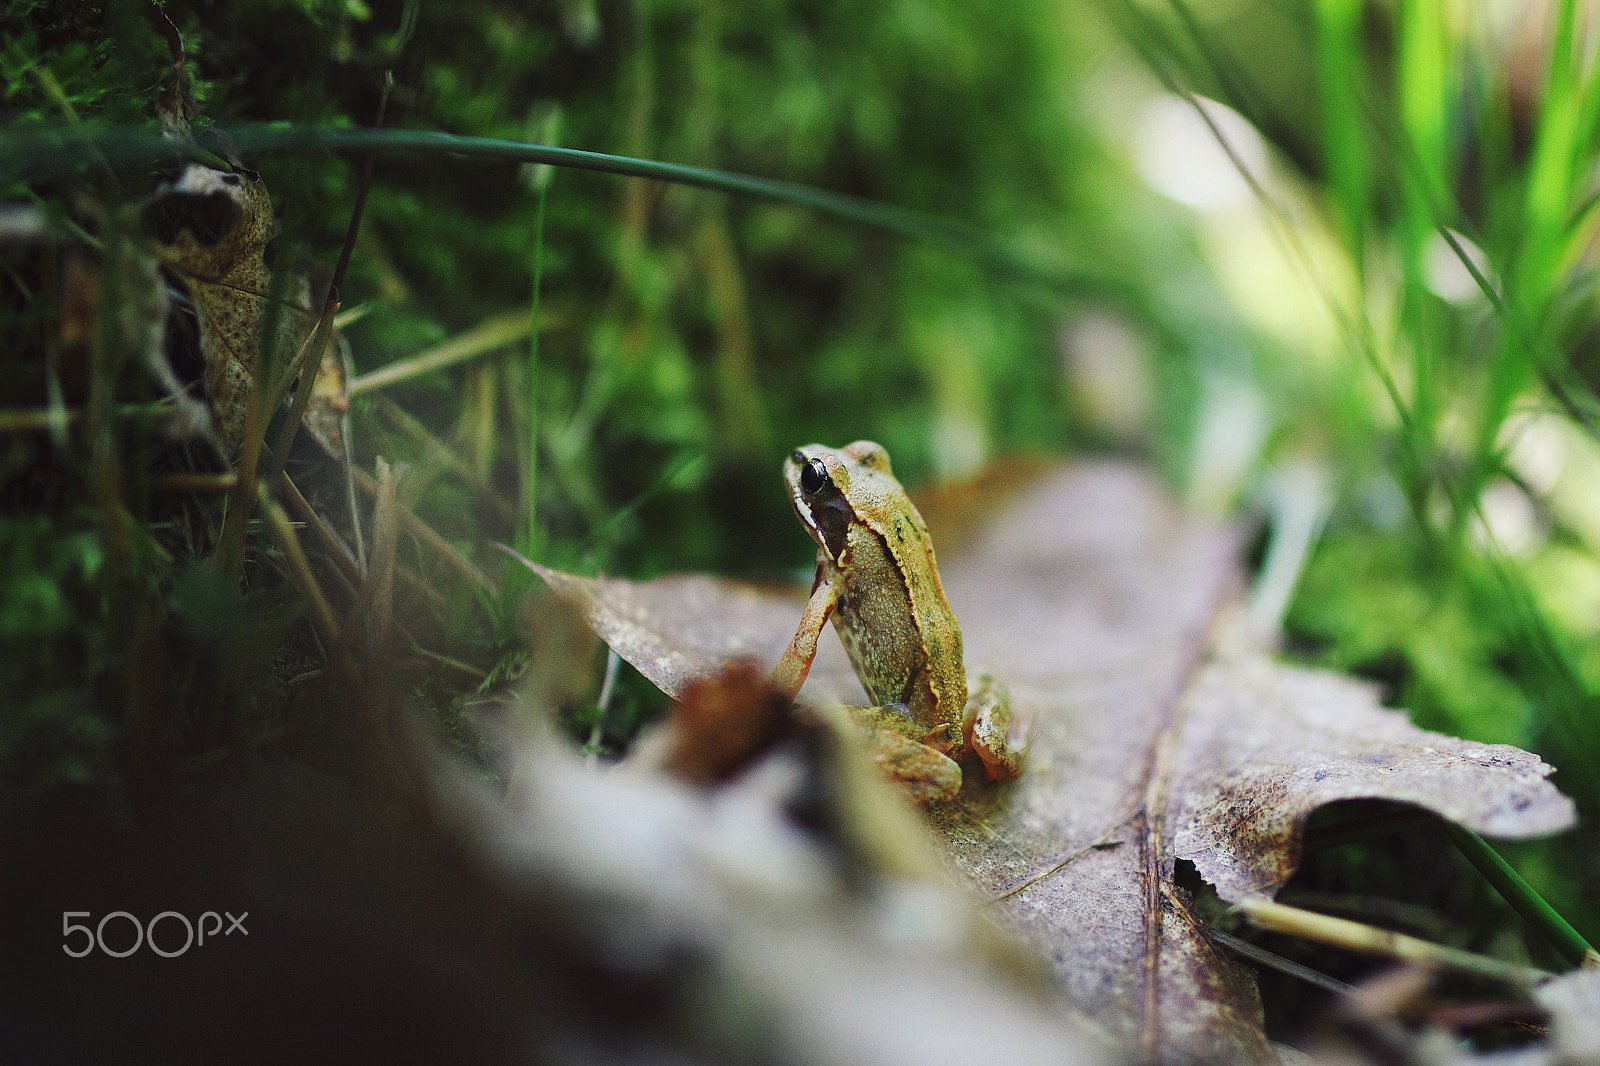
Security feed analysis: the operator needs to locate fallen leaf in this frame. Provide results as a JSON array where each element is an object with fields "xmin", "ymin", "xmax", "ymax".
[
  {"xmin": 527, "ymin": 565, "xmax": 863, "ymax": 703},
  {"xmin": 927, "ymin": 465, "xmax": 1571, "ymax": 1061},
  {"xmin": 523, "ymin": 460, "xmax": 1576, "ymax": 1062},
  {"xmin": 148, "ymin": 164, "xmax": 326, "ymax": 454},
  {"xmin": 1534, "ymin": 966, "xmax": 1600, "ymax": 1065},
  {"xmin": 644, "ymin": 660, "xmax": 793, "ymax": 785}
]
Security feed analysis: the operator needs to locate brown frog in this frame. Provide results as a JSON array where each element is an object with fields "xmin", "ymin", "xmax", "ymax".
[{"xmin": 770, "ymin": 441, "xmax": 1026, "ymax": 804}]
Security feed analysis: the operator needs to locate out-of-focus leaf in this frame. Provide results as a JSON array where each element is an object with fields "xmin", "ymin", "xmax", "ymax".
[{"xmin": 1534, "ymin": 966, "xmax": 1600, "ymax": 1065}]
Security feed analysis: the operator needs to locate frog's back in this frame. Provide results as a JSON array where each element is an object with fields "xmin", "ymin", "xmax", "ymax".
[{"xmin": 832, "ymin": 504, "xmax": 967, "ymax": 723}]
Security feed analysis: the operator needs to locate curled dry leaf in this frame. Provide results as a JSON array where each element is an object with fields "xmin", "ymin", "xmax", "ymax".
[
  {"xmin": 148, "ymin": 164, "xmax": 345, "ymax": 455},
  {"xmin": 644, "ymin": 660, "xmax": 793, "ymax": 786},
  {"xmin": 1171, "ymin": 657, "xmax": 1575, "ymax": 903},
  {"xmin": 148, "ymin": 165, "xmax": 285, "ymax": 452},
  {"xmin": 523, "ymin": 460, "xmax": 1575, "ymax": 1063}
]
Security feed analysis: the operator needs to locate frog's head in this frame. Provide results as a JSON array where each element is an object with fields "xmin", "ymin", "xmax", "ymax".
[{"xmin": 783, "ymin": 441, "xmax": 894, "ymax": 563}]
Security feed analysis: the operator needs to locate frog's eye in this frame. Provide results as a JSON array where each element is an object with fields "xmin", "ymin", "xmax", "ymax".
[{"xmin": 799, "ymin": 457, "xmax": 833, "ymax": 498}]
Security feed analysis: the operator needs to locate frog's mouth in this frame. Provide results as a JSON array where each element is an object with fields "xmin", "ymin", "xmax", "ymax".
[{"xmin": 794, "ymin": 494, "xmax": 852, "ymax": 565}]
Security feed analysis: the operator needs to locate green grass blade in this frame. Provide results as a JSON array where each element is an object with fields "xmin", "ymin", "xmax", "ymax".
[
  {"xmin": 1313, "ymin": 0, "xmax": 1371, "ymax": 259},
  {"xmin": 0, "ymin": 122, "xmax": 1108, "ymax": 301},
  {"xmin": 524, "ymin": 181, "xmax": 547, "ymax": 561},
  {"xmin": 1445, "ymin": 823, "xmax": 1595, "ymax": 968}
]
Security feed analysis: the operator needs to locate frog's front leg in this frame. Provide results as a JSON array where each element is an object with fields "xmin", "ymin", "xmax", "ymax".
[
  {"xmin": 963, "ymin": 674, "xmax": 1028, "ymax": 782},
  {"xmin": 772, "ymin": 575, "xmax": 967, "ymax": 805},
  {"xmin": 770, "ymin": 573, "xmax": 838, "ymax": 701}
]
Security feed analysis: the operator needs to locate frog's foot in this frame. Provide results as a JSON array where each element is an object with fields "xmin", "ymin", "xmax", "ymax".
[
  {"xmin": 846, "ymin": 705, "xmax": 964, "ymax": 805},
  {"xmin": 863, "ymin": 731, "xmax": 963, "ymax": 805},
  {"xmin": 963, "ymin": 674, "xmax": 1027, "ymax": 782}
]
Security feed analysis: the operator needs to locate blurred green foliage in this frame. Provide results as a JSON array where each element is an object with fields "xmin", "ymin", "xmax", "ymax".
[
  {"xmin": 0, "ymin": 512, "xmax": 110, "ymax": 789},
  {"xmin": 1289, "ymin": 530, "xmax": 1534, "ymax": 748},
  {"xmin": 1132, "ymin": 0, "xmax": 1600, "ymax": 945}
]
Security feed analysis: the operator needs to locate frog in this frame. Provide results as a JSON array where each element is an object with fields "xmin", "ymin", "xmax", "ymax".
[{"xmin": 769, "ymin": 440, "xmax": 1027, "ymax": 805}]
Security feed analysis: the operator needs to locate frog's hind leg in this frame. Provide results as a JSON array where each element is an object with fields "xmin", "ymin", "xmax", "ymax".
[
  {"xmin": 861, "ymin": 728, "xmax": 963, "ymax": 806},
  {"xmin": 963, "ymin": 674, "xmax": 1027, "ymax": 782},
  {"xmin": 846, "ymin": 704, "xmax": 963, "ymax": 805}
]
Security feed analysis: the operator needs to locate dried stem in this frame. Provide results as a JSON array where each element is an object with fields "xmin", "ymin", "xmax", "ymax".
[{"xmin": 1237, "ymin": 898, "xmax": 1549, "ymax": 987}]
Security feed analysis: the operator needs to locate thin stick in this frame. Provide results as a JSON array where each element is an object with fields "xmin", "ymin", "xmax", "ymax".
[
  {"xmin": 347, "ymin": 462, "xmax": 494, "ymax": 593},
  {"xmin": 988, "ymin": 818, "xmax": 1131, "ymax": 902},
  {"xmin": 585, "ymin": 649, "xmax": 621, "ymax": 770},
  {"xmin": 261, "ymin": 489, "xmax": 341, "ymax": 649},
  {"xmin": 1237, "ymin": 898, "xmax": 1550, "ymax": 987},
  {"xmin": 348, "ymin": 311, "xmax": 532, "ymax": 396},
  {"xmin": 1207, "ymin": 927, "xmax": 1353, "ymax": 997}
]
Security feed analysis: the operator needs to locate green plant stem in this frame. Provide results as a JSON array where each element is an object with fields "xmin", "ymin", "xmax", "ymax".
[
  {"xmin": 524, "ymin": 181, "xmax": 546, "ymax": 559},
  {"xmin": 0, "ymin": 123, "xmax": 1111, "ymax": 300},
  {"xmin": 1445, "ymin": 823, "xmax": 1595, "ymax": 969}
]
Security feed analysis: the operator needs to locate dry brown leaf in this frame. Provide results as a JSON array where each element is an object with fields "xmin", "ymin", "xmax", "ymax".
[
  {"xmin": 646, "ymin": 660, "xmax": 793, "ymax": 785},
  {"xmin": 148, "ymin": 164, "xmax": 339, "ymax": 454},
  {"xmin": 524, "ymin": 460, "xmax": 1575, "ymax": 1063}
]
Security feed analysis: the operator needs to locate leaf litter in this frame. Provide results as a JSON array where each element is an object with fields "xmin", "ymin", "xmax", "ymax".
[{"xmin": 524, "ymin": 460, "xmax": 1576, "ymax": 1063}]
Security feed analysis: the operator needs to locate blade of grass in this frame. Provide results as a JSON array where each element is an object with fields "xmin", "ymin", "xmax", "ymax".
[
  {"xmin": 213, "ymin": 266, "xmax": 308, "ymax": 578},
  {"xmin": 0, "ymin": 124, "xmax": 1115, "ymax": 300},
  {"xmin": 1444, "ymin": 823, "xmax": 1596, "ymax": 969},
  {"xmin": 261, "ymin": 293, "xmax": 337, "ymax": 485},
  {"xmin": 277, "ymin": 472, "xmax": 362, "ymax": 585},
  {"xmin": 347, "ymin": 310, "xmax": 534, "ymax": 396},
  {"xmin": 1521, "ymin": 0, "xmax": 1584, "ymax": 300},
  {"xmin": 524, "ymin": 174, "xmax": 547, "ymax": 560},
  {"xmin": 1393, "ymin": 0, "xmax": 1456, "ymax": 500},
  {"xmin": 362, "ymin": 457, "xmax": 401, "ymax": 652},
  {"xmin": 517, "ymin": 97, "xmax": 558, "ymax": 561},
  {"xmin": 260, "ymin": 488, "xmax": 341, "ymax": 651},
  {"xmin": 1313, "ymin": 0, "xmax": 1372, "ymax": 264}
]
